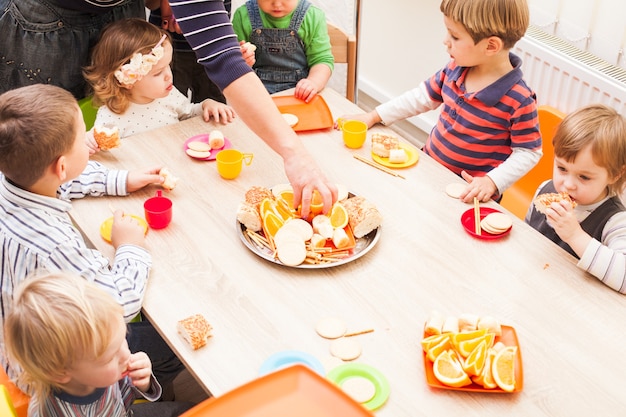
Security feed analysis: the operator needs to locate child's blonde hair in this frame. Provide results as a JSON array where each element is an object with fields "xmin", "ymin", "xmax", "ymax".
[
  {"xmin": 4, "ymin": 272, "xmax": 123, "ymax": 400},
  {"xmin": 553, "ymin": 104, "xmax": 626, "ymax": 196},
  {"xmin": 0, "ymin": 85, "xmax": 78, "ymax": 188},
  {"xmin": 84, "ymin": 18, "xmax": 170, "ymax": 114},
  {"xmin": 440, "ymin": 0, "xmax": 529, "ymax": 49}
]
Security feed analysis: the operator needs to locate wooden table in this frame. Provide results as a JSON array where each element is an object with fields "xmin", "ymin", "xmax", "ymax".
[{"xmin": 71, "ymin": 88, "xmax": 626, "ymax": 416}]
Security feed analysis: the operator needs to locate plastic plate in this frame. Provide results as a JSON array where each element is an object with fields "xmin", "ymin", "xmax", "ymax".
[
  {"xmin": 183, "ymin": 135, "xmax": 232, "ymax": 160},
  {"xmin": 327, "ymin": 363, "xmax": 390, "ymax": 410},
  {"xmin": 100, "ymin": 215, "xmax": 148, "ymax": 243},
  {"xmin": 461, "ymin": 207, "xmax": 512, "ymax": 240},
  {"xmin": 259, "ymin": 350, "xmax": 326, "ymax": 376},
  {"xmin": 371, "ymin": 142, "xmax": 419, "ymax": 168}
]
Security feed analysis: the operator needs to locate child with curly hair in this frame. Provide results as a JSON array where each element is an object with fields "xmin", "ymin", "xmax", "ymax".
[{"xmin": 84, "ymin": 18, "xmax": 235, "ymax": 150}]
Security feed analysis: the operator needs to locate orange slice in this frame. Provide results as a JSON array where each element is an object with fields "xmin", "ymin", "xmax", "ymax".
[
  {"xmin": 462, "ymin": 339, "xmax": 488, "ymax": 376},
  {"xmin": 275, "ymin": 197, "xmax": 295, "ymax": 221},
  {"xmin": 426, "ymin": 336, "xmax": 452, "ymax": 362},
  {"xmin": 420, "ymin": 333, "xmax": 450, "ymax": 353},
  {"xmin": 456, "ymin": 332, "xmax": 494, "ymax": 358},
  {"xmin": 492, "ymin": 346, "xmax": 517, "ymax": 392},
  {"xmin": 472, "ymin": 348, "xmax": 498, "ymax": 389},
  {"xmin": 450, "ymin": 328, "xmax": 487, "ymax": 347},
  {"xmin": 328, "ymin": 202, "xmax": 349, "ymax": 229},
  {"xmin": 278, "ymin": 190, "xmax": 295, "ymax": 210},
  {"xmin": 310, "ymin": 190, "xmax": 324, "ymax": 215},
  {"xmin": 259, "ymin": 198, "xmax": 278, "ymax": 219},
  {"xmin": 263, "ymin": 211, "xmax": 284, "ymax": 239},
  {"xmin": 433, "ymin": 349, "xmax": 472, "ymax": 388}
]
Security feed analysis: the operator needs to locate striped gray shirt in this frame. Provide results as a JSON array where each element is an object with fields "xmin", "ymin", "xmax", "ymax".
[{"xmin": 1, "ymin": 161, "xmax": 151, "ymax": 381}]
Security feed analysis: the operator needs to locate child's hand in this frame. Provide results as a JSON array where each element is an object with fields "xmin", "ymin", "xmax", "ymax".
[
  {"xmin": 201, "ymin": 99, "xmax": 236, "ymax": 125},
  {"xmin": 127, "ymin": 167, "xmax": 165, "ymax": 193},
  {"xmin": 459, "ymin": 171, "xmax": 497, "ymax": 203},
  {"xmin": 110, "ymin": 210, "xmax": 146, "ymax": 249},
  {"xmin": 239, "ymin": 41, "xmax": 256, "ymax": 67},
  {"xmin": 125, "ymin": 352, "xmax": 152, "ymax": 393},
  {"xmin": 545, "ymin": 200, "xmax": 590, "ymax": 255},
  {"xmin": 334, "ymin": 111, "xmax": 381, "ymax": 129},
  {"xmin": 85, "ymin": 130, "xmax": 99, "ymax": 155},
  {"xmin": 294, "ymin": 78, "xmax": 320, "ymax": 103}
]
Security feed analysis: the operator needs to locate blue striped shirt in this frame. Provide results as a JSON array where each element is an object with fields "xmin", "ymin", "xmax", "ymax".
[{"xmin": 1, "ymin": 161, "xmax": 151, "ymax": 382}]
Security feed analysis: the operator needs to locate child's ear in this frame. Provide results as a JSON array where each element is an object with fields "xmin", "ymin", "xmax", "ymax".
[
  {"xmin": 53, "ymin": 155, "xmax": 68, "ymax": 183},
  {"xmin": 50, "ymin": 370, "xmax": 72, "ymax": 384},
  {"xmin": 485, "ymin": 36, "xmax": 504, "ymax": 54}
]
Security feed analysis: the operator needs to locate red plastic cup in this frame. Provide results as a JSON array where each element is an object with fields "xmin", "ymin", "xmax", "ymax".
[{"xmin": 143, "ymin": 190, "xmax": 172, "ymax": 229}]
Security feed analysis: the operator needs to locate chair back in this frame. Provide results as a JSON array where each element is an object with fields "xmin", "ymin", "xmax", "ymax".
[
  {"xmin": 500, "ymin": 105, "xmax": 566, "ymax": 220},
  {"xmin": 0, "ymin": 367, "xmax": 28, "ymax": 417},
  {"xmin": 78, "ymin": 96, "xmax": 98, "ymax": 131},
  {"xmin": 327, "ymin": 22, "xmax": 357, "ymax": 102}
]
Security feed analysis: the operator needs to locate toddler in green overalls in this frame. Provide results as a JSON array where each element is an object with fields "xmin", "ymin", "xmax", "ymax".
[{"xmin": 233, "ymin": 0, "xmax": 334, "ymax": 102}]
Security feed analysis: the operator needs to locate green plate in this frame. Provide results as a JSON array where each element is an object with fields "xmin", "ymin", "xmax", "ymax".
[{"xmin": 327, "ymin": 363, "xmax": 390, "ymax": 410}]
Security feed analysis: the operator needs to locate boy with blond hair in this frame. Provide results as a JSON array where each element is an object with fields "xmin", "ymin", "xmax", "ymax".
[
  {"xmin": 340, "ymin": 0, "xmax": 541, "ymax": 204},
  {"xmin": 0, "ymin": 84, "xmax": 182, "ymax": 396},
  {"xmin": 4, "ymin": 272, "xmax": 192, "ymax": 416}
]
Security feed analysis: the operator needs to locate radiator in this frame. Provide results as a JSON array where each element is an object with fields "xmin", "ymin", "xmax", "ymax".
[{"xmin": 514, "ymin": 26, "xmax": 626, "ymax": 116}]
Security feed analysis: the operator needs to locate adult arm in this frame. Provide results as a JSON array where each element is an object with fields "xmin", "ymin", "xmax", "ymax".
[{"xmin": 169, "ymin": 0, "xmax": 336, "ymax": 214}]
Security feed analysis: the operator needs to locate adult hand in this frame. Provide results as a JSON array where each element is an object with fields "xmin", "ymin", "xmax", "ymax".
[{"xmin": 284, "ymin": 148, "xmax": 337, "ymax": 218}]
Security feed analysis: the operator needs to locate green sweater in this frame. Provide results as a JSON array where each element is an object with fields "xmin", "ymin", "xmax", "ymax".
[{"xmin": 232, "ymin": 2, "xmax": 334, "ymax": 72}]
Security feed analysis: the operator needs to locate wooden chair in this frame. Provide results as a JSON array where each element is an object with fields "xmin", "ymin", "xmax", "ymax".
[
  {"xmin": 500, "ymin": 105, "xmax": 566, "ymax": 220},
  {"xmin": 327, "ymin": 22, "xmax": 357, "ymax": 103}
]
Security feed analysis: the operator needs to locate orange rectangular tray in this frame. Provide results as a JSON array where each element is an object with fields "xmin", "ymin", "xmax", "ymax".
[
  {"xmin": 422, "ymin": 325, "xmax": 524, "ymax": 393},
  {"xmin": 272, "ymin": 95, "xmax": 334, "ymax": 132},
  {"xmin": 180, "ymin": 365, "xmax": 374, "ymax": 417}
]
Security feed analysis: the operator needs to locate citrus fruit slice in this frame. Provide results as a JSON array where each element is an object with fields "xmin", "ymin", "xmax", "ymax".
[
  {"xmin": 433, "ymin": 349, "xmax": 471, "ymax": 388},
  {"xmin": 456, "ymin": 332, "xmax": 495, "ymax": 358},
  {"xmin": 420, "ymin": 333, "xmax": 450, "ymax": 353},
  {"xmin": 450, "ymin": 328, "xmax": 487, "ymax": 347},
  {"xmin": 329, "ymin": 202, "xmax": 349, "ymax": 229},
  {"xmin": 426, "ymin": 336, "xmax": 452, "ymax": 362},
  {"xmin": 492, "ymin": 346, "xmax": 517, "ymax": 392},
  {"xmin": 275, "ymin": 197, "xmax": 295, "ymax": 221},
  {"xmin": 263, "ymin": 211, "xmax": 284, "ymax": 239},
  {"xmin": 462, "ymin": 339, "xmax": 488, "ymax": 376},
  {"xmin": 310, "ymin": 190, "xmax": 324, "ymax": 215},
  {"xmin": 259, "ymin": 198, "xmax": 278, "ymax": 219},
  {"xmin": 278, "ymin": 190, "xmax": 295, "ymax": 210},
  {"xmin": 472, "ymin": 348, "xmax": 498, "ymax": 389}
]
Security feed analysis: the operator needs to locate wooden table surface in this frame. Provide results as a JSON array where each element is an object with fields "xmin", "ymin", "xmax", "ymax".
[{"xmin": 71, "ymin": 88, "xmax": 626, "ymax": 416}]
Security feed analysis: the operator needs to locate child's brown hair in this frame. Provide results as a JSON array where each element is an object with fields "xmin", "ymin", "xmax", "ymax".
[
  {"xmin": 553, "ymin": 104, "xmax": 626, "ymax": 196},
  {"xmin": 440, "ymin": 0, "xmax": 529, "ymax": 49},
  {"xmin": 0, "ymin": 84, "xmax": 78, "ymax": 188},
  {"xmin": 84, "ymin": 18, "xmax": 170, "ymax": 114}
]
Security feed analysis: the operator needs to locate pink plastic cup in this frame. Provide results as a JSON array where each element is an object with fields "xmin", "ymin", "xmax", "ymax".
[{"xmin": 143, "ymin": 190, "xmax": 172, "ymax": 229}]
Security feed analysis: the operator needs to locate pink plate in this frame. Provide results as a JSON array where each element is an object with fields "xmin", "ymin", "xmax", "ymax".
[
  {"xmin": 461, "ymin": 207, "xmax": 512, "ymax": 240},
  {"xmin": 183, "ymin": 135, "xmax": 232, "ymax": 161}
]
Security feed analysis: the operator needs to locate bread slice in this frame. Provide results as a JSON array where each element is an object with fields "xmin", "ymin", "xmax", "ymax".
[
  {"xmin": 371, "ymin": 133, "xmax": 399, "ymax": 158},
  {"xmin": 533, "ymin": 192, "xmax": 577, "ymax": 214},
  {"xmin": 177, "ymin": 314, "xmax": 213, "ymax": 350},
  {"xmin": 341, "ymin": 196, "xmax": 383, "ymax": 238},
  {"xmin": 93, "ymin": 125, "xmax": 120, "ymax": 151}
]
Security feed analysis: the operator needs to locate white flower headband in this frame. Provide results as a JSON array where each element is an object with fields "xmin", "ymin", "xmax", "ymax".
[{"xmin": 114, "ymin": 34, "xmax": 167, "ymax": 85}]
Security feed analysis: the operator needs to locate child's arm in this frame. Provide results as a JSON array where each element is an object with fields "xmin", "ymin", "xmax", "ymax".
[
  {"xmin": 201, "ymin": 99, "xmax": 236, "ymax": 125},
  {"xmin": 294, "ymin": 63, "xmax": 332, "ymax": 103},
  {"xmin": 576, "ymin": 212, "xmax": 626, "ymax": 293}
]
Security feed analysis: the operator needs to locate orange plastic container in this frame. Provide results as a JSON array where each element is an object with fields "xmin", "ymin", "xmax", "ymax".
[{"xmin": 180, "ymin": 364, "xmax": 375, "ymax": 417}]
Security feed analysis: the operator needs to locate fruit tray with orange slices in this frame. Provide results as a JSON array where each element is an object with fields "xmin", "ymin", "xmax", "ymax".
[
  {"xmin": 421, "ymin": 325, "xmax": 523, "ymax": 393},
  {"xmin": 237, "ymin": 185, "xmax": 381, "ymax": 269}
]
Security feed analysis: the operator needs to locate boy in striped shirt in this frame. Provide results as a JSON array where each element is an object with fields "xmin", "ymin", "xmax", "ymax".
[
  {"xmin": 339, "ymin": 0, "xmax": 541, "ymax": 204},
  {"xmin": 0, "ymin": 84, "xmax": 183, "ymax": 397}
]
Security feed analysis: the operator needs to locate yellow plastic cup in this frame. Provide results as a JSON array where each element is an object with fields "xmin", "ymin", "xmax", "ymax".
[
  {"xmin": 339, "ymin": 119, "xmax": 368, "ymax": 149},
  {"xmin": 216, "ymin": 149, "xmax": 253, "ymax": 179}
]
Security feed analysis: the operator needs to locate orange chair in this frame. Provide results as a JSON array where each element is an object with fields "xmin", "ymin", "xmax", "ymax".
[
  {"xmin": 0, "ymin": 368, "xmax": 29, "ymax": 417},
  {"xmin": 0, "ymin": 385, "xmax": 18, "ymax": 417},
  {"xmin": 500, "ymin": 105, "xmax": 566, "ymax": 220}
]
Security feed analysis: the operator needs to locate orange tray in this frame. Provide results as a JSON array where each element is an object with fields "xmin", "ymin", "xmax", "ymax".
[
  {"xmin": 180, "ymin": 364, "xmax": 375, "ymax": 417},
  {"xmin": 272, "ymin": 95, "xmax": 333, "ymax": 132},
  {"xmin": 422, "ymin": 325, "xmax": 524, "ymax": 393}
]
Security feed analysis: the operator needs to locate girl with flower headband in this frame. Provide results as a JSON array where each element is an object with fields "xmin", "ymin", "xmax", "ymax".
[{"xmin": 84, "ymin": 18, "xmax": 235, "ymax": 150}]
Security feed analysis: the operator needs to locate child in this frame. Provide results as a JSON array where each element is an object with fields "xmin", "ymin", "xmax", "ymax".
[
  {"xmin": 83, "ymin": 18, "xmax": 236, "ymax": 147},
  {"xmin": 0, "ymin": 84, "xmax": 183, "ymax": 392},
  {"xmin": 4, "ymin": 272, "xmax": 193, "ymax": 417},
  {"xmin": 339, "ymin": 0, "xmax": 541, "ymax": 203},
  {"xmin": 232, "ymin": 0, "xmax": 334, "ymax": 102},
  {"xmin": 525, "ymin": 104, "xmax": 626, "ymax": 294}
]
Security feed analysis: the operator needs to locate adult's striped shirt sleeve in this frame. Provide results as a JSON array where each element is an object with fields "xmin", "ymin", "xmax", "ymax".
[{"xmin": 170, "ymin": 0, "xmax": 253, "ymax": 91}]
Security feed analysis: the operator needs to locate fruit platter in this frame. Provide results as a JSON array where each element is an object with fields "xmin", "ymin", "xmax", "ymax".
[{"xmin": 236, "ymin": 184, "xmax": 382, "ymax": 268}]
